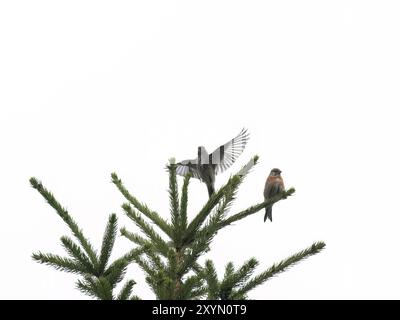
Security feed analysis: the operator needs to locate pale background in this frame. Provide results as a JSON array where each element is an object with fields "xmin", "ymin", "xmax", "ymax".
[{"xmin": 1, "ymin": 1, "xmax": 399, "ymax": 299}]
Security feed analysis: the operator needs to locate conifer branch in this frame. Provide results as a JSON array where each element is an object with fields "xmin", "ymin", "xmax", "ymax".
[
  {"xmin": 32, "ymin": 253, "xmax": 89, "ymax": 276},
  {"xmin": 188, "ymin": 286, "xmax": 208, "ymax": 300},
  {"xmin": 120, "ymin": 227, "xmax": 151, "ymax": 247},
  {"xmin": 120, "ymin": 228, "xmax": 171, "ymax": 263},
  {"xmin": 138, "ymin": 260, "xmax": 156, "ymax": 279},
  {"xmin": 179, "ymin": 222, "xmax": 218, "ymax": 278},
  {"xmin": 182, "ymin": 175, "xmax": 241, "ymax": 246},
  {"xmin": 111, "ymin": 173, "xmax": 173, "ymax": 239},
  {"xmin": 117, "ymin": 280, "xmax": 136, "ymax": 300},
  {"xmin": 231, "ymin": 241, "xmax": 326, "ymax": 298},
  {"xmin": 219, "ymin": 188, "xmax": 296, "ymax": 228},
  {"xmin": 60, "ymin": 236, "xmax": 96, "ymax": 274},
  {"xmin": 103, "ymin": 259, "xmax": 128, "ymax": 289},
  {"xmin": 96, "ymin": 277, "xmax": 114, "ymax": 300},
  {"xmin": 232, "ymin": 259, "xmax": 259, "ymax": 284},
  {"xmin": 200, "ymin": 241, "xmax": 325, "ymax": 300},
  {"xmin": 224, "ymin": 262, "xmax": 235, "ymax": 279},
  {"xmin": 76, "ymin": 276, "xmax": 99, "ymax": 299},
  {"xmin": 98, "ymin": 214, "xmax": 118, "ymax": 274},
  {"xmin": 31, "ymin": 177, "xmax": 142, "ymax": 300},
  {"xmin": 179, "ymin": 274, "xmax": 206, "ymax": 300},
  {"xmin": 179, "ymin": 186, "xmax": 236, "ymax": 276},
  {"xmin": 203, "ymin": 260, "xmax": 220, "ymax": 299},
  {"xmin": 167, "ymin": 250, "xmax": 178, "ymax": 283},
  {"xmin": 140, "ymin": 244, "xmax": 168, "ymax": 275},
  {"xmin": 218, "ymin": 262, "xmax": 236, "ymax": 299},
  {"xmin": 104, "ymin": 246, "xmax": 146, "ymax": 276},
  {"xmin": 192, "ymin": 181, "xmax": 237, "ymax": 249},
  {"xmin": 219, "ymin": 258, "xmax": 258, "ymax": 299},
  {"xmin": 77, "ymin": 275, "xmax": 113, "ymax": 300},
  {"xmin": 179, "ymin": 174, "xmax": 191, "ymax": 231},
  {"xmin": 237, "ymin": 155, "xmax": 259, "ymax": 177},
  {"xmin": 131, "ymin": 254, "xmax": 158, "ymax": 280},
  {"xmin": 30, "ymin": 178, "xmax": 99, "ymax": 268},
  {"xmin": 167, "ymin": 161, "xmax": 181, "ymax": 241},
  {"xmin": 121, "ymin": 204, "xmax": 170, "ymax": 255},
  {"xmin": 133, "ymin": 255, "xmax": 168, "ymax": 299}
]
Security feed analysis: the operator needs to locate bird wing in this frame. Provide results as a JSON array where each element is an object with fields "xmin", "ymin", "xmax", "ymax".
[
  {"xmin": 209, "ymin": 128, "xmax": 250, "ymax": 175},
  {"xmin": 176, "ymin": 159, "xmax": 201, "ymax": 179}
]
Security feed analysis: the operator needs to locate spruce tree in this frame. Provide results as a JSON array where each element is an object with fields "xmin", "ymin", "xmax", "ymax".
[{"xmin": 31, "ymin": 155, "xmax": 325, "ymax": 299}]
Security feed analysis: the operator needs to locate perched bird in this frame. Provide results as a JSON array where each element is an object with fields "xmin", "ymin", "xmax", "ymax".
[
  {"xmin": 176, "ymin": 128, "xmax": 250, "ymax": 197},
  {"xmin": 263, "ymin": 168, "xmax": 285, "ymax": 222}
]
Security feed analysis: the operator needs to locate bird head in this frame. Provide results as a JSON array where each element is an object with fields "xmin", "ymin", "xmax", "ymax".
[{"xmin": 270, "ymin": 168, "xmax": 282, "ymax": 176}]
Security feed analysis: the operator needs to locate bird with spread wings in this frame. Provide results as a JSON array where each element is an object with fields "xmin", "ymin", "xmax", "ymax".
[{"xmin": 176, "ymin": 128, "xmax": 250, "ymax": 197}]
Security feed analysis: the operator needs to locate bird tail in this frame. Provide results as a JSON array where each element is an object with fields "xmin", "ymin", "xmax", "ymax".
[
  {"xmin": 264, "ymin": 206, "xmax": 273, "ymax": 222},
  {"xmin": 207, "ymin": 183, "xmax": 215, "ymax": 198}
]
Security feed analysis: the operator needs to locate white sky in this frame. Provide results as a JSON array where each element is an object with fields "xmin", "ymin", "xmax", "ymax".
[{"xmin": 1, "ymin": 1, "xmax": 400, "ymax": 299}]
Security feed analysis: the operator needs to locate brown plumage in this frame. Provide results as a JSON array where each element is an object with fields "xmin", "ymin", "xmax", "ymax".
[{"xmin": 263, "ymin": 168, "xmax": 285, "ymax": 222}]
